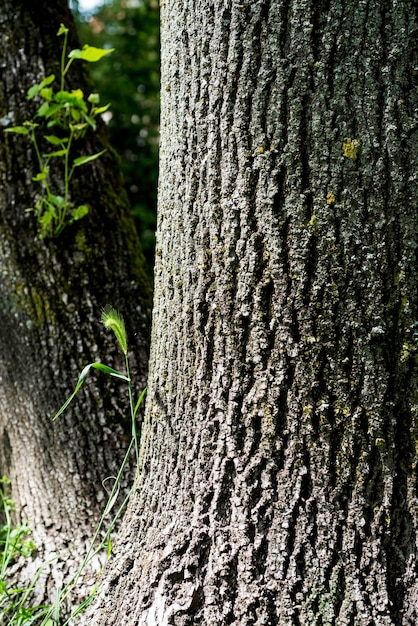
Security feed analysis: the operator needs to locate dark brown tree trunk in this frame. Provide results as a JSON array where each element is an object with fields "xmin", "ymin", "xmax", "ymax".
[
  {"xmin": 0, "ymin": 0, "xmax": 151, "ymax": 614},
  {"xmin": 87, "ymin": 0, "xmax": 417, "ymax": 624}
]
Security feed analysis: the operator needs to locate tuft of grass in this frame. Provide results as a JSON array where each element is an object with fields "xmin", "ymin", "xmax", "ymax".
[
  {"xmin": 0, "ymin": 306, "xmax": 146, "ymax": 624},
  {"xmin": 44, "ymin": 305, "xmax": 144, "ymax": 624},
  {"xmin": 0, "ymin": 477, "xmax": 53, "ymax": 624}
]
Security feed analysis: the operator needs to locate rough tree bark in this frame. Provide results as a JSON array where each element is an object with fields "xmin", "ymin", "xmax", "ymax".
[
  {"xmin": 87, "ymin": 0, "xmax": 417, "ymax": 624},
  {"xmin": 0, "ymin": 0, "xmax": 151, "ymax": 613}
]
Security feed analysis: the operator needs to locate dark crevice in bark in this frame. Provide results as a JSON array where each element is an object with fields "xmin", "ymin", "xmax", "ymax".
[
  {"xmin": 309, "ymin": 348, "xmax": 329, "ymax": 436},
  {"xmin": 237, "ymin": 408, "xmax": 253, "ymax": 457},
  {"xmin": 282, "ymin": 466, "xmax": 312, "ymax": 589},
  {"xmin": 220, "ymin": 2, "xmax": 231, "ymax": 33},
  {"xmin": 300, "ymin": 90, "xmax": 313, "ymax": 195},
  {"xmin": 224, "ymin": 29, "xmax": 244, "ymax": 137},
  {"xmin": 278, "ymin": 214, "xmax": 292, "ymax": 299},
  {"xmin": 310, "ymin": 0, "xmax": 332, "ymax": 62},
  {"xmin": 331, "ymin": 565, "xmax": 346, "ymax": 623},
  {"xmin": 278, "ymin": 0, "xmax": 292, "ymax": 60},
  {"xmin": 384, "ymin": 396, "xmax": 416, "ymax": 623},
  {"xmin": 291, "ymin": 304, "xmax": 301, "ymax": 345},
  {"xmin": 260, "ymin": 277, "xmax": 276, "ymax": 354},
  {"xmin": 275, "ymin": 356, "xmax": 295, "ymax": 441},
  {"xmin": 270, "ymin": 166, "xmax": 286, "ymax": 218},
  {"xmin": 216, "ymin": 458, "xmax": 235, "ymax": 522},
  {"xmin": 247, "ymin": 0, "xmax": 267, "ymax": 88},
  {"xmin": 302, "ymin": 232, "xmax": 318, "ymax": 309},
  {"xmin": 285, "ymin": 63, "xmax": 298, "ymax": 107},
  {"xmin": 196, "ymin": 240, "xmax": 214, "ymax": 344},
  {"xmin": 247, "ymin": 413, "xmax": 263, "ymax": 459},
  {"xmin": 222, "ymin": 552, "xmax": 238, "ymax": 625},
  {"xmin": 248, "ymin": 1, "xmax": 275, "ymax": 153},
  {"xmin": 246, "ymin": 462, "xmax": 268, "ymax": 527}
]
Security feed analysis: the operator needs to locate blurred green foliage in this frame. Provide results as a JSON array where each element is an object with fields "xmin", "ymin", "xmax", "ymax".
[{"xmin": 72, "ymin": 0, "xmax": 160, "ymax": 267}]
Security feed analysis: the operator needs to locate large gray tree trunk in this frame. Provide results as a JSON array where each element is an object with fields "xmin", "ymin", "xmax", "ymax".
[
  {"xmin": 0, "ymin": 0, "xmax": 151, "ymax": 614},
  {"xmin": 87, "ymin": 0, "xmax": 417, "ymax": 624}
]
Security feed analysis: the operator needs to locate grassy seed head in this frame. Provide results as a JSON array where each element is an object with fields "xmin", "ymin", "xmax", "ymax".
[{"xmin": 101, "ymin": 305, "xmax": 128, "ymax": 355}]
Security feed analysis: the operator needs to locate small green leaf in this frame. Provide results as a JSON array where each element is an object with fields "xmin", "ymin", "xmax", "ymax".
[
  {"xmin": 43, "ymin": 203, "xmax": 57, "ymax": 219},
  {"xmin": 88, "ymin": 93, "xmax": 100, "ymax": 104},
  {"xmin": 39, "ymin": 210, "xmax": 55, "ymax": 228},
  {"xmin": 72, "ymin": 204, "xmax": 89, "ymax": 221},
  {"xmin": 40, "ymin": 87, "xmax": 53, "ymax": 101},
  {"xmin": 55, "ymin": 90, "xmax": 72, "ymax": 103},
  {"xmin": 69, "ymin": 45, "xmax": 115, "ymax": 63},
  {"xmin": 37, "ymin": 102, "xmax": 50, "ymax": 117},
  {"xmin": 69, "ymin": 122, "xmax": 88, "ymax": 133},
  {"xmin": 44, "ymin": 149, "xmax": 67, "ymax": 158},
  {"xmin": 92, "ymin": 104, "xmax": 111, "ymax": 116},
  {"xmin": 73, "ymin": 149, "xmax": 106, "ymax": 168},
  {"xmin": 47, "ymin": 193, "xmax": 66, "ymax": 208},
  {"xmin": 27, "ymin": 84, "xmax": 41, "ymax": 100},
  {"xmin": 41, "ymin": 74, "xmax": 56, "ymax": 88},
  {"xmin": 44, "ymin": 103, "xmax": 64, "ymax": 119},
  {"xmin": 68, "ymin": 48, "xmax": 82, "ymax": 60},
  {"xmin": 57, "ymin": 91, "xmax": 87, "ymax": 112},
  {"xmin": 3, "ymin": 126, "xmax": 30, "ymax": 135},
  {"xmin": 70, "ymin": 109, "xmax": 81, "ymax": 122},
  {"xmin": 71, "ymin": 88, "xmax": 84, "ymax": 101},
  {"xmin": 27, "ymin": 75, "xmax": 55, "ymax": 100},
  {"xmin": 57, "ymin": 24, "xmax": 68, "ymax": 36},
  {"xmin": 44, "ymin": 135, "xmax": 68, "ymax": 145},
  {"xmin": 32, "ymin": 171, "xmax": 48, "ymax": 182}
]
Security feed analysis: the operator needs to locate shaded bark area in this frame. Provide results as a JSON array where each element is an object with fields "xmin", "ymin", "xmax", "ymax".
[
  {"xmin": 88, "ymin": 0, "xmax": 417, "ymax": 624},
  {"xmin": 0, "ymin": 0, "xmax": 151, "ymax": 612}
]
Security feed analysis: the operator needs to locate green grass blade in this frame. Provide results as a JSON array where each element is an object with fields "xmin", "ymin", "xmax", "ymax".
[
  {"xmin": 91, "ymin": 363, "xmax": 129, "ymax": 381},
  {"xmin": 72, "ymin": 150, "xmax": 106, "ymax": 168},
  {"xmin": 52, "ymin": 363, "xmax": 91, "ymax": 420},
  {"xmin": 53, "ymin": 363, "xmax": 128, "ymax": 421},
  {"xmin": 133, "ymin": 387, "xmax": 147, "ymax": 419},
  {"xmin": 102, "ymin": 479, "xmax": 120, "ymax": 517}
]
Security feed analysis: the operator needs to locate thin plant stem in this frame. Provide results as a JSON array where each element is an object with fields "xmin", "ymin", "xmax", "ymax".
[
  {"xmin": 39, "ymin": 429, "xmax": 137, "ymax": 625},
  {"xmin": 64, "ymin": 130, "xmax": 73, "ymax": 201},
  {"xmin": 31, "ymin": 131, "xmax": 53, "ymax": 202},
  {"xmin": 60, "ymin": 29, "xmax": 68, "ymax": 92},
  {"xmin": 125, "ymin": 354, "xmax": 140, "ymax": 470}
]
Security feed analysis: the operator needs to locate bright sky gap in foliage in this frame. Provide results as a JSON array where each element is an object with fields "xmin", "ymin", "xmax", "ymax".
[
  {"xmin": 72, "ymin": 0, "xmax": 142, "ymax": 13},
  {"xmin": 71, "ymin": 0, "xmax": 102, "ymax": 14}
]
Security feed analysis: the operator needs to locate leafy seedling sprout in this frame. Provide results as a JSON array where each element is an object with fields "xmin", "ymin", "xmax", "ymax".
[{"xmin": 4, "ymin": 24, "xmax": 114, "ymax": 238}]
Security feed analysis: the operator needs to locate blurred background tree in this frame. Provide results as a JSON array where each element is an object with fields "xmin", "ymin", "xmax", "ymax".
[{"xmin": 71, "ymin": 0, "xmax": 160, "ymax": 268}]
